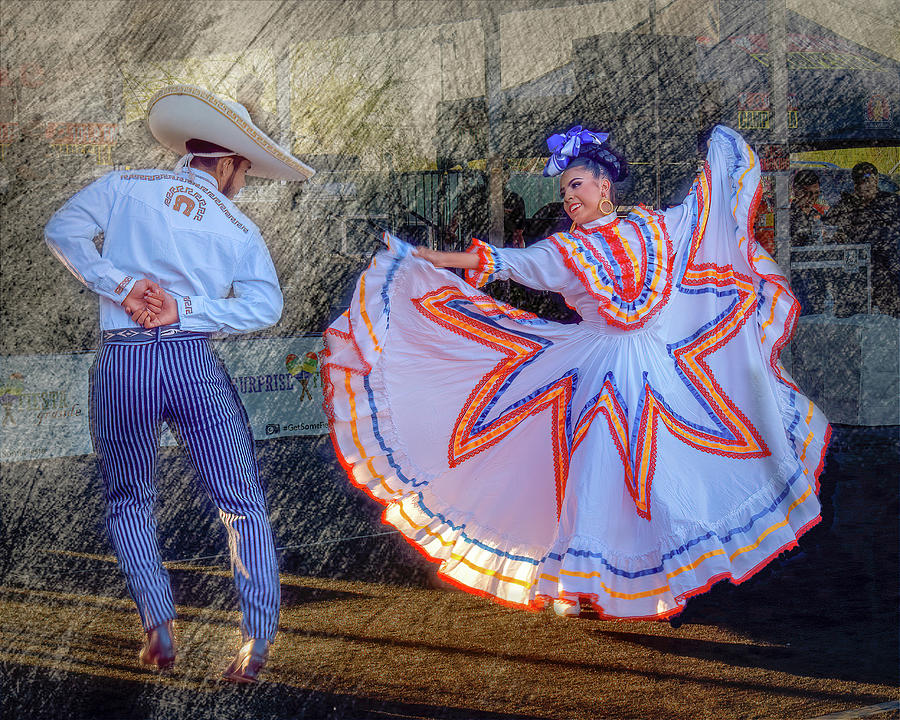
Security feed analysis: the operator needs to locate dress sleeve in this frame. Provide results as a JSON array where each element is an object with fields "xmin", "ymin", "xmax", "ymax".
[
  {"xmin": 175, "ymin": 228, "xmax": 284, "ymax": 334},
  {"xmin": 463, "ymin": 238, "xmax": 571, "ymax": 292},
  {"xmin": 661, "ymin": 125, "xmax": 772, "ymax": 266},
  {"xmin": 44, "ymin": 172, "xmax": 138, "ymax": 302}
]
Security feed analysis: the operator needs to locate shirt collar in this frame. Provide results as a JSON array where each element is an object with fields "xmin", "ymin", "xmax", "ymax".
[{"xmin": 178, "ymin": 167, "xmax": 219, "ymax": 192}]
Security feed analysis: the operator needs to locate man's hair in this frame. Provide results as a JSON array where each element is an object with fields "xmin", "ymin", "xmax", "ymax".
[
  {"xmin": 851, "ymin": 162, "xmax": 877, "ymax": 184},
  {"xmin": 185, "ymin": 138, "xmax": 246, "ymax": 172},
  {"xmin": 793, "ymin": 169, "xmax": 820, "ymax": 189}
]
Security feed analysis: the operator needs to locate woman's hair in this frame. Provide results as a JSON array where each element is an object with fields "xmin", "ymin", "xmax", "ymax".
[
  {"xmin": 566, "ymin": 156, "xmax": 611, "ymax": 183},
  {"xmin": 565, "ymin": 145, "xmax": 628, "ymax": 202},
  {"xmin": 792, "ymin": 168, "xmax": 820, "ymax": 189},
  {"xmin": 568, "ymin": 143, "xmax": 628, "ymax": 184},
  {"xmin": 851, "ymin": 162, "xmax": 877, "ymax": 184}
]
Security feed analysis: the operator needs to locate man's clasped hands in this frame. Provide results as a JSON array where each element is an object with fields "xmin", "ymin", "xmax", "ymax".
[{"xmin": 121, "ymin": 279, "xmax": 179, "ymax": 329}]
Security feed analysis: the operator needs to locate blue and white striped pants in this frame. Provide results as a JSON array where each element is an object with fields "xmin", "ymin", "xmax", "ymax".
[{"xmin": 89, "ymin": 327, "xmax": 279, "ymax": 642}]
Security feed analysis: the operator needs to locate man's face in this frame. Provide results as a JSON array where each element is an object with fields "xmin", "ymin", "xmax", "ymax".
[
  {"xmin": 855, "ymin": 173, "xmax": 878, "ymax": 201},
  {"xmin": 795, "ymin": 182, "xmax": 819, "ymax": 209},
  {"xmin": 218, "ymin": 157, "xmax": 251, "ymax": 199}
]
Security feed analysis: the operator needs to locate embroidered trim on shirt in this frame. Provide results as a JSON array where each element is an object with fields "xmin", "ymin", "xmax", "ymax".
[
  {"xmin": 120, "ymin": 172, "xmax": 249, "ymax": 233},
  {"xmin": 115, "ymin": 276, "xmax": 133, "ymax": 295},
  {"xmin": 183, "ymin": 296, "xmax": 193, "ymax": 315},
  {"xmin": 549, "ymin": 207, "xmax": 674, "ymax": 330},
  {"xmin": 164, "ymin": 185, "xmax": 206, "ymax": 222}
]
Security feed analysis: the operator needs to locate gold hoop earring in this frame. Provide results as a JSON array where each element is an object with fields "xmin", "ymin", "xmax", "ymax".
[{"xmin": 598, "ymin": 198, "xmax": 615, "ymax": 216}]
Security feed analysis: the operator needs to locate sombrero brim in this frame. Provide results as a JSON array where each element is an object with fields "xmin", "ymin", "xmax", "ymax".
[{"xmin": 147, "ymin": 85, "xmax": 314, "ymax": 182}]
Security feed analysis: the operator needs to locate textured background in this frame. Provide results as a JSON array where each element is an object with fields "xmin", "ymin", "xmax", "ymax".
[{"xmin": 1, "ymin": 2, "xmax": 898, "ymax": 718}]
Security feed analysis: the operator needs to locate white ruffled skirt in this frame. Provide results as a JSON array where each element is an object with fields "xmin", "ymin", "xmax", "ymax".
[{"xmin": 321, "ymin": 231, "xmax": 830, "ymax": 619}]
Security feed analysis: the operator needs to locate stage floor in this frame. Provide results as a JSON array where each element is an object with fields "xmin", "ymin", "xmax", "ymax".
[{"xmin": 1, "ymin": 427, "xmax": 897, "ymax": 720}]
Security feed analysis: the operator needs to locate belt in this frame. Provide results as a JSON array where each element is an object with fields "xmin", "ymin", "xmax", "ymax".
[{"xmin": 102, "ymin": 326, "xmax": 210, "ymax": 344}]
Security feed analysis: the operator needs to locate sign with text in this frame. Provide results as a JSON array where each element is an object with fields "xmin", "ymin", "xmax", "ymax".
[
  {"xmin": 45, "ymin": 122, "xmax": 118, "ymax": 165},
  {"xmin": 1, "ymin": 336, "xmax": 328, "ymax": 463},
  {"xmin": 0, "ymin": 353, "xmax": 94, "ymax": 462},
  {"xmin": 759, "ymin": 144, "xmax": 789, "ymax": 172}
]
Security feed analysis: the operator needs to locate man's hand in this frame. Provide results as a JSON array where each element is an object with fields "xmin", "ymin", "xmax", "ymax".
[
  {"xmin": 122, "ymin": 279, "xmax": 179, "ymax": 328},
  {"xmin": 134, "ymin": 286, "xmax": 179, "ymax": 328},
  {"xmin": 121, "ymin": 278, "xmax": 157, "ymax": 317}
]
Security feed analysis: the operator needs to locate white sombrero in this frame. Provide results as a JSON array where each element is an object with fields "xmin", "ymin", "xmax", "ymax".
[{"xmin": 147, "ymin": 84, "xmax": 314, "ymax": 181}]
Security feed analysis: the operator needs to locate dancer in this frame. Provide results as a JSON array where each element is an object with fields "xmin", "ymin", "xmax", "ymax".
[
  {"xmin": 322, "ymin": 124, "xmax": 831, "ymax": 620},
  {"xmin": 45, "ymin": 85, "xmax": 314, "ymax": 680}
]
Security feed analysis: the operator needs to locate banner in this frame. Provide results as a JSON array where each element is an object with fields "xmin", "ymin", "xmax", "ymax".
[
  {"xmin": 0, "ymin": 353, "xmax": 94, "ymax": 462},
  {"xmin": 0, "ymin": 336, "xmax": 328, "ymax": 463}
]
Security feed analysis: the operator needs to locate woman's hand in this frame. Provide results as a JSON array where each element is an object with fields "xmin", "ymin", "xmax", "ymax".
[{"xmin": 413, "ymin": 247, "xmax": 480, "ymax": 270}]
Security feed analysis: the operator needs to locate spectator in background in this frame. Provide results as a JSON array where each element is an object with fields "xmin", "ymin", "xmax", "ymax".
[
  {"xmin": 787, "ymin": 169, "xmax": 831, "ymax": 315},
  {"xmin": 753, "ymin": 178, "xmax": 775, "ymax": 256},
  {"xmin": 790, "ymin": 169, "xmax": 828, "ymax": 246},
  {"xmin": 526, "ymin": 201, "xmax": 571, "ymax": 245},
  {"xmin": 756, "ymin": 168, "xmax": 829, "ymax": 256},
  {"xmin": 446, "ymin": 170, "xmax": 487, "ymax": 249},
  {"xmin": 503, "ymin": 173, "xmax": 526, "ymax": 248},
  {"xmin": 825, "ymin": 162, "xmax": 900, "ymax": 316}
]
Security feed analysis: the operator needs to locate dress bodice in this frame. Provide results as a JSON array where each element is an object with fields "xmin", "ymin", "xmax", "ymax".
[{"xmin": 465, "ymin": 205, "xmax": 686, "ymax": 332}]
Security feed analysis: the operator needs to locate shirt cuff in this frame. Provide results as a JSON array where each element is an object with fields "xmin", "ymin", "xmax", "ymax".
[
  {"xmin": 175, "ymin": 294, "xmax": 202, "ymax": 330},
  {"xmin": 110, "ymin": 274, "xmax": 136, "ymax": 303},
  {"xmin": 463, "ymin": 238, "xmax": 505, "ymax": 288}
]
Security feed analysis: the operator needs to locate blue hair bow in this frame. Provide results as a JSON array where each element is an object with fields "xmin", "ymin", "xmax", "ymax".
[{"xmin": 542, "ymin": 126, "xmax": 610, "ymax": 177}]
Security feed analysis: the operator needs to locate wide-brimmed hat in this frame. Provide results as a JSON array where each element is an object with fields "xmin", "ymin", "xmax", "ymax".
[{"xmin": 148, "ymin": 84, "xmax": 314, "ymax": 182}]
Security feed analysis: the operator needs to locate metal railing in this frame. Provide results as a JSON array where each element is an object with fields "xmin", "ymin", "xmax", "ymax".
[
  {"xmin": 790, "ymin": 243, "xmax": 872, "ymax": 314},
  {"xmin": 395, "ymin": 170, "xmax": 463, "ymax": 250}
]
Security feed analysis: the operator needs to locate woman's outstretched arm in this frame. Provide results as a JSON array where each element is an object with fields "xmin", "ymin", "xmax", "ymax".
[{"xmin": 414, "ymin": 247, "xmax": 480, "ymax": 270}]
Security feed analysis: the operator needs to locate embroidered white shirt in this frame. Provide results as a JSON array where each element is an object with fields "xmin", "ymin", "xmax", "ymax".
[{"xmin": 44, "ymin": 168, "xmax": 283, "ymax": 333}]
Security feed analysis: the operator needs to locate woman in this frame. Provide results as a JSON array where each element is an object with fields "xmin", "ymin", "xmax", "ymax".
[{"xmin": 321, "ymin": 125, "xmax": 830, "ymax": 620}]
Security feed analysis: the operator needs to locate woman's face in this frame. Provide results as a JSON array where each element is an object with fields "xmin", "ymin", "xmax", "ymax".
[{"xmin": 559, "ymin": 167, "xmax": 611, "ymax": 225}]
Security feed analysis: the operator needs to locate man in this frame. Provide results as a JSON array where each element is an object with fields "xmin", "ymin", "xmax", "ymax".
[
  {"xmin": 447, "ymin": 165, "xmax": 526, "ymax": 249},
  {"xmin": 825, "ymin": 162, "xmax": 900, "ymax": 317},
  {"xmin": 44, "ymin": 85, "xmax": 314, "ymax": 682},
  {"xmin": 787, "ymin": 169, "xmax": 830, "ymax": 315},
  {"xmin": 790, "ymin": 169, "xmax": 828, "ymax": 246}
]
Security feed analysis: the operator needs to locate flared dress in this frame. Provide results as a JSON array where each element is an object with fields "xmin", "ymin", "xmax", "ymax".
[{"xmin": 321, "ymin": 125, "xmax": 831, "ymax": 619}]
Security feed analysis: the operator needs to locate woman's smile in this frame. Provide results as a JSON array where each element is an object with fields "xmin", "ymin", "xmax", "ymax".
[{"xmin": 559, "ymin": 167, "xmax": 610, "ymax": 225}]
